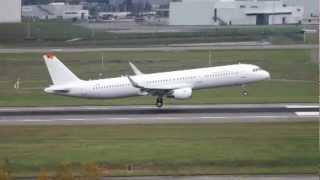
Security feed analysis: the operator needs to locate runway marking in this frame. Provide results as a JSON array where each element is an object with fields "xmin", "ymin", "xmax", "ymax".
[
  {"xmin": 295, "ymin": 112, "xmax": 319, "ymax": 117},
  {"xmin": 0, "ymin": 116, "xmax": 316, "ymax": 125},
  {"xmin": 62, "ymin": 115, "xmax": 294, "ymax": 121},
  {"xmin": 0, "ymin": 115, "xmax": 298, "ymax": 123},
  {"xmin": 286, "ymin": 105, "xmax": 319, "ymax": 108},
  {"xmin": 109, "ymin": 118, "xmax": 131, "ymax": 120},
  {"xmin": 153, "ymin": 117, "xmax": 184, "ymax": 120},
  {"xmin": 199, "ymin": 116, "xmax": 280, "ymax": 119},
  {"xmin": 63, "ymin": 118, "xmax": 87, "ymax": 121},
  {"xmin": 51, "ymin": 49, "xmax": 62, "ymax": 52},
  {"xmin": 22, "ymin": 120, "xmax": 53, "ymax": 122},
  {"xmin": 0, "ymin": 109, "xmax": 18, "ymax": 111}
]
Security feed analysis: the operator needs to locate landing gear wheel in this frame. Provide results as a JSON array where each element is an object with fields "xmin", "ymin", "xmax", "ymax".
[
  {"xmin": 241, "ymin": 91, "xmax": 248, "ymax": 96},
  {"xmin": 240, "ymin": 84, "xmax": 248, "ymax": 96},
  {"xmin": 155, "ymin": 97, "xmax": 164, "ymax": 108}
]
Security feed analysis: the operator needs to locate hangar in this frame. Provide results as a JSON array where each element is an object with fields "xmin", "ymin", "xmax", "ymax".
[
  {"xmin": 169, "ymin": 0, "xmax": 304, "ymax": 25},
  {"xmin": 0, "ymin": 0, "xmax": 21, "ymax": 23}
]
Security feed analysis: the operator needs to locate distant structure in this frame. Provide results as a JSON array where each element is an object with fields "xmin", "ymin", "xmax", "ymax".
[
  {"xmin": 0, "ymin": 0, "xmax": 21, "ymax": 23},
  {"xmin": 22, "ymin": 2, "xmax": 89, "ymax": 21},
  {"xmin": 283, "ymin": 0, "xmax": 319, "ymax": 24},
  {"xmin": 169, "ymin": 0, "xmax": 304, "ymax": 25},
  {"xmin": 98, "ymin": 11, "xmax": 132, "ymax": 21},
  {"xmin": 125, "ymin": 0, "xmax": 133, "ymax": 11},
  {"xmin": 284, "ymin": 0, "xmax": 319, "ymax": 18}
]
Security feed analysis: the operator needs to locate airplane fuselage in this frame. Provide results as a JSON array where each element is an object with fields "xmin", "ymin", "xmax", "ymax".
[{"xmin": 45, "ymin": 64, "xmax": 270, "ymax": 99}]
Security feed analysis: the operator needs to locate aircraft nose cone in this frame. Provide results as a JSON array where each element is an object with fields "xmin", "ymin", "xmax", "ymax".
[
  {"xmin": 44, "ymin": 87, "xmax": 52, "ymax": 93},
  {"xmin": 264, "ymin": 71, "xmax": 271, "ymax": 80}
]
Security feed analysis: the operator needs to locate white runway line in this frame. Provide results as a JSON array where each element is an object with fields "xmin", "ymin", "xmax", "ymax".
[
  {"xmin": 63, "ymin": 118, "xmax": 87, "ymax": 121},
  {"xmin": 21, "ymin": 120, "xmax": 53, "ymax": 122},
  {"xmin": 200, "ymin": 115, "xmax": 292, "ymax": 119},
  {"xmin": 286, "ymin": 105, "xmax": 319, "ymax": 108},
  {"xmin": 109, "ymin": 118, "xmax": 131, "ymax": 120},
  {"xmin": 295, "ymin": 112, "xmax": 319, "ymax": 117},
  {"xmin": 0, "ymin": 109, "xmax": 18, "ymax": 111},
  {"xmin": 61, "ymin": 115, "xmax": 293, "ymax": 121}
]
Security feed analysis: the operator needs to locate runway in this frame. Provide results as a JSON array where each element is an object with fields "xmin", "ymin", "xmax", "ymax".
[
  {"xmin": 16, "ymin": 175, "xmax": 318, "ymax": 180},
  {"xmin": 0, "ymin": 104, "xmax": 318, "ymax": 125},
  {"xmin": 0, "ymin": 44, "xmax": 317, "ymax": 53},
  {"xmin": 103, "ymin": 175, "xmax": 318, "ymax": 180}
]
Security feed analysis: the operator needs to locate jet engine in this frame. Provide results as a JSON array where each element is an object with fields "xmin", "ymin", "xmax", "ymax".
[{"xmin": 168, "ymin": 87, "xmax": 192, "ymax": 99}]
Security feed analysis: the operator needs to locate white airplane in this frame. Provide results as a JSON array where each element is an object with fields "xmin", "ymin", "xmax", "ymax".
[{"xmin": 43, "ymin": 53, "xmax": 270, "ymax": 107}]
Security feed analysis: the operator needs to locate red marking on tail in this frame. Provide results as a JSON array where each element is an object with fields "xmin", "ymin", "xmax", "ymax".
[{"xmin": 46, "ymin": 53, "xmax": 54, "ymax": 59}]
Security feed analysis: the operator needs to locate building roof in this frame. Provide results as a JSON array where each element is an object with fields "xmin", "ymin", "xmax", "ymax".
[{"xmin": 245, "ymin": 7, "xmax": 293, "ymax": 15}]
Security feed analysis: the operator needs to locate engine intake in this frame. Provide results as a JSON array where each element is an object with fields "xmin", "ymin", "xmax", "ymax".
[{"xmin": 168, "ymin": 87, "xmax": 192, "ymax": 99}]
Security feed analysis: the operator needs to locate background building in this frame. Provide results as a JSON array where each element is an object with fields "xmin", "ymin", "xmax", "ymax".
[
  {"xmin": 169, "ymin": 0, "xmax": 304, "ymax": 26},
  {"xmin": 22, "ymin": 2, "xmax": 89, "ymax": 21},
  {"xmin": 283, "ymin": 0, "xmax": 319, "ymax": 18},
  {"xmin": 283, "ymin": 0, "xmax": 319, "ymax": 24},
  {"xmin": 0, "ymin": 0, "xmax": 21, "ymax": 23}
]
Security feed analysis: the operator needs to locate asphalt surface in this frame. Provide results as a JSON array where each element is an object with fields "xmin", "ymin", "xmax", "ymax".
[
  {"xmin": 0, "ymin": 44, "xmax": 317, "ymax": 53},
  {"xmin": 102, "ymin": 175, "xmax": 318, "ymax": 180},
  {"xmin": 0, "ymin": 104, "xmax": 318, "ymax": 125},
  {"xmin": 16, "ymin": 175, "xmax": 319, "ymax": 180}
]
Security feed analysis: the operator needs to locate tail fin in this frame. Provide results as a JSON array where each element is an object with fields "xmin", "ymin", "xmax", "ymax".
[{"xmin": 43, "ymin": 53, "xmax": 81, "ymax": 85}]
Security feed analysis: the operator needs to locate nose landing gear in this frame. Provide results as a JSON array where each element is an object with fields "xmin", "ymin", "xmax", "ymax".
[
  {"xmin": 241, "ymin": 85, "xmax": 248, "ymax": 96},
  {"xmin": 241, "ymin": 90, "xmax": 248, "ymax": 96},
  {"xmin": 155, "ymin": 97, "xmax": 164, "ymax": 108}
]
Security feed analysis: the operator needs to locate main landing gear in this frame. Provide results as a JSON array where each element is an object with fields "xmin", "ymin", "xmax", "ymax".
[
  {"xmin": 241, "ymin": 85, "xmax": 248, "ymax": 96},
  {"xmin": 155, "ymin": 97, "xmax": 164, "ymax": 108},
  {"xmin": 241, "ymin": 90, "xmax": 248, "ymax": 96}
]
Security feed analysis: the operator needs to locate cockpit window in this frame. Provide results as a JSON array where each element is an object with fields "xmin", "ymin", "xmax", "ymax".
[{"xmin": 253, "ymin": 68, "xmax": 262, "ymax": 72}]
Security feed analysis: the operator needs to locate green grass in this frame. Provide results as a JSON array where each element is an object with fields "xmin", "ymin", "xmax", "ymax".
[
  {"xmin": 0, "ymin": 49, "xmax": 317, "ymax": 106},
  {"xmin": 0, "ymin": 121, "xmax": 318, "ymax": 176},
  {"xmin": 0, "ymin": 22, "xmax": 305, "ymax": 47},
  {"xmin": 304, "ymin": 33, "xmax": 320, "ymax": 44}
]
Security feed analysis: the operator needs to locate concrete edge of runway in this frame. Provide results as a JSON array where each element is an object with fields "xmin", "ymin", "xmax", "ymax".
[
  {"xmin": 0, "ymin": 103, "xmax": 318, "ymax": 116},
  {"xmin": 12, "ymin": 174, "xmax": 320, "ymax": 180},
  {"xmin": 0, "ymin": 44, "xmax": 318, "ymax": 54},
  {"xmin": 0, "ymin": 103, "xmax": 318, "ymax": 125}
]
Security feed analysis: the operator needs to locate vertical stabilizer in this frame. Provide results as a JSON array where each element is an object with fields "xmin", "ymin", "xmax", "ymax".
[{"xmin": 43, "ymin": 53, "xmax": 81, "ymax": 85}]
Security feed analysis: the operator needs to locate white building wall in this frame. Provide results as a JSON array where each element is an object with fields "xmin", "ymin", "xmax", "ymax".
[
  {"xmin": 283, "ymin": 0, "xmax": 319, "ymax": 18},
  {"xmin": 218, "ymin": 8, "xmax": 256, "ymax": 25},
  {"xmin": 0, "ymin": 0, "xmax": 21, "ymax": 23},
  {"xmin": 269, "ymin": 6, "xmax": 304, "ymax": 24},
  {"xmin": 22, "ymin": 4, "xmax": 88, "ymax": 20},
  {"xmin": 215, "ymin": 1, "xmax": 255, "ymax": 25},
  {"xmin": 170, "ymin": 0, "xmax": 216, "ymax": 25},
  {"xmin": 169, "ymin": 0, "xmax": 304, "ymax": 25},
  {"xmin": 63, "ymin": 10, "xmax": 89, "ymax": 20}
]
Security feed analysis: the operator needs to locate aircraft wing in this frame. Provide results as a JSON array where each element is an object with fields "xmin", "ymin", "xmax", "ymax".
[
  {"xmin": 127, "ymin": 75, "xmax": 188, "ymax": 96},
  {"xmin": 129, "ymin": 62, "xmax": 144, "ymax": 75}
]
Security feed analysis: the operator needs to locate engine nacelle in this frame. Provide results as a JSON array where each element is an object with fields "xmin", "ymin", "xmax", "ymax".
[{"xmin": 169, "ymin": 87, "xmax": 192, "ymax": 99}]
